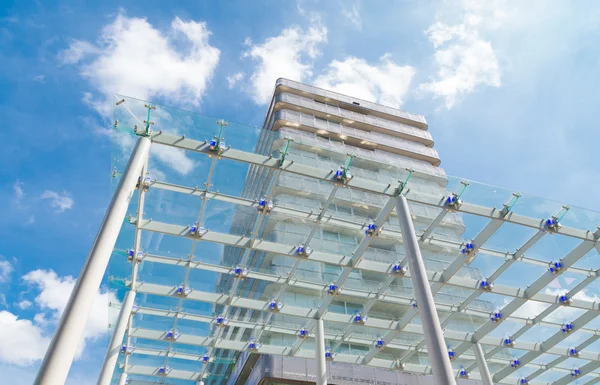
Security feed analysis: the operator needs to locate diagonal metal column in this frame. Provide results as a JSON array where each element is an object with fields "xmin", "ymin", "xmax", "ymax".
[
  {"xmin": 121, "ymin": 156, "xmax": 149, "ymax": 374},
  {"xmin": 315, "ymin": 317, "xmax": 328, "ymax": 385},
  {"xmin": 117, "ymin": 373, "xmax": 128, "ymax": 385},
  {"xmin": 34, "ymin": 136, "xmax": 151, "ymax": 385},
  {"xmin": 472, "ymin": 343, "xmax": 493, "ymax": 385},
  {"xmin": 394, "ymin": 195, "xmax": 456, "ymax": 385},
  {"xmin": 97, "ymin": 290, "xmax": 137, "ymax": 385}
]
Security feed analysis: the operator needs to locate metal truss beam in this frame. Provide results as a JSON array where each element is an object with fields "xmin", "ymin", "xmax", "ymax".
[
  {"xmin": 137, "ymin": 253, "xmax": 600, "ymax": 334},
  {"xmin": 332, "ymin": 191, "xmax": 514, "ymax": 356},
  {"xmin": 123, "ymin": 155, "xmax": 150, "ymax": 372},
  {"xmin": 364, "ymin": 208, "xmax": 512, "ymax": 365},
  {"xmin": 253, "ymin": 185, "xmax": 339, "ymax": 345},
  {"xmin": 97, "ymin": 291, "xmax": 136, "ymax": 385},
  {"xmin": 553, "ymin": 361, "xmax": 600, "ymax": 385},
  {"xmin": 129, "ymin": 284, "xmax": 600, "ymax": 362},
  {"xmin": 524, "ymin": 334, "xmax": 600, "ymax": 381},
  {"xmin": 102, "ymin": 133, "xmax": 600, "ymax": 385},
  {"xmin": 125, "ymin": 333, "xmax": 578, "ymax": 377},
  {"xmin": 452, "ymin": 233, "xmax": 600, "ymax": 370},
  {"xmin": 125, "ymin": 326, "xmax": 563, "ymax": 385},
  {"xmin": 398, "ymin": 202, "xmax": 539, "ymax": 365},
  {"xmin": 150, "ymin": 133, "xmax": 595, "ymax": 242},
  {"xmin": 464, "ymin": 268, "xmax": 600, "ymax": 375},
  {"xmin": 290, "ymin": 197, "xmax": 398, "ymax": 355},
  {"xmin": 125, "ymin": 364, "xmax": 204, "ymax": 381},
  {"xmin": 160, "ymin": 157, "xmax": 218, "ymax": 380},
  {"xmin": 150, "ymin": 181, "xmax": 595, "ymax": 275},
  {"xmin": 199, "ymin": 170, "xmax": 282, "ymax": 380},
  {"xmin": 134, "ymin": 220, "xmax": 600, "ymax": 314},
  {"xmin": 330, "ymin": 273, "xmax": 399, "ymax": 352},
  {"xmin": 492, "ymin": 310, "xmax": 599, "ymax": 382}
]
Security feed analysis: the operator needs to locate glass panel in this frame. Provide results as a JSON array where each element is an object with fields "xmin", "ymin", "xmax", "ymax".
[{"xmin": 106, "ymin": 95, "xmax": 600, "ymax": 384}]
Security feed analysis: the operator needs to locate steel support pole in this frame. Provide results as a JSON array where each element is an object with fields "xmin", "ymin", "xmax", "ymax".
[
  {"xmin": 473, "ymin": 343, "xmax": 493, "ymax": 385},
  {"xmin": 117, "ymin": 373, "xmax": 128, "ymax": 385},
  {"xmin": 315, "ymin": 318, "xmax": 328, "ymax": 385},
  {"xmin": 395, "ymin": 195, "xmax": 456, "ymax": 385},
  {"xmin": 34, "ymin": 137, "xmax": 152, "ymax": 385},
  {"xmin": 97, "ymin": 291, "xmax": 137, "ymax": 385}
]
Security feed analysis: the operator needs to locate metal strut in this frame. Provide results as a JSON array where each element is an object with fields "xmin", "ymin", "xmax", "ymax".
[
  {"xmin": 394, "ymin": 195, "xmax": 456, "ymax": 385},
  {"xmin": 34, "ymin": 137, "xmax": 151, "ymax": 385}
]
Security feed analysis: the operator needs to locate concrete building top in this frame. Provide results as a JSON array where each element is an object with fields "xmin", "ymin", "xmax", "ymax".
[{"xmin": 274, "ymin": 78, "xmax": 429, "ymax": 130}]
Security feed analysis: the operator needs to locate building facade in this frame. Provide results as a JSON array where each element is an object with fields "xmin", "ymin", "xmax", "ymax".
[{"xmin": 211, "ymin": 79, "xmax": 493, "ymax": 384}]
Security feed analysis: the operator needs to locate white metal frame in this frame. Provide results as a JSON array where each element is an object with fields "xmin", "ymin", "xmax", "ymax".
[
  {"xmin": 35, "ymin": 129, "xmax": 600, "ymax": 385},
  {"xmin": 34, "ymin": 137, "xmax": 151, "ymax": 385}
]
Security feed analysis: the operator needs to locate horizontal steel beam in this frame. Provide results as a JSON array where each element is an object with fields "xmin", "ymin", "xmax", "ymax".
[
  {"xmin": 451, "ymin": 235, "xmax": 600, "ymax": 365},
  {"xmin": 150, "ymin": 181, "xmax": 596, "ymax": 276},
  {"xmin": 127, "ymin": 327, "xmax": 547, "ymax": 385},
  {"xmin": 127, "ymin": 343, "xmax": 577, "ymax": 377},
  {"xmin": 150, "ymin": 133, "xmax": 597, "ymax": 242},
  {"xmin": 134, "ymin": 220, "xmax": 600, "ymax": 314},
  {"xmin": 493, "ymin": 310, "xmax": 599, "ymax": 382},
  {"xmin": 369, "ymin": 214, "xmax": 513, "ymax": 364},
  {"xmin": 130, "ymin": 283, "xmax": 600, "ymax": 362},
  {"xmin": 137, "ymin": 253, "xmax": 600, "ymax": 336}
]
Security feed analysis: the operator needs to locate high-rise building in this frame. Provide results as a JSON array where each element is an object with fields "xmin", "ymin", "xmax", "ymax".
[{"xmin": 214, "ymin": 79, "xmax": 493, "ymax": 385}]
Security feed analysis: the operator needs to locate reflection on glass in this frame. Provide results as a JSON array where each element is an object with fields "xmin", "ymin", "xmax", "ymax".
[{"xmin": 105, "ymin": 95, "xmax": 600, "ymax": 384}]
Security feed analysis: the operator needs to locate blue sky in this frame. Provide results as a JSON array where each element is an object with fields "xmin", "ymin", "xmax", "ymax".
[{"xmin": 1, "ymin": 0, "xmax": 600, "ymax": 383}]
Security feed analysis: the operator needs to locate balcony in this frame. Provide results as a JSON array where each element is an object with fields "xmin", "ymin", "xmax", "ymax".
[
  {"xmin": 273, "ymin": 109, "xmax": 440, "ymax": 166},
  {"xmin": 275, "ymin": 78, "xmax": 429, "ymax": 130},
  {"xmin": 273, "ymin": 129, "xmax": 446, "ymax": 180},
  {"xmin": 272, "ymin": 91, "xmax": 432, "ymax": 144}
]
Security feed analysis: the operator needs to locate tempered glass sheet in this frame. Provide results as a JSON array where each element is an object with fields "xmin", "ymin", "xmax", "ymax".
[
  {"xmin": 493, "ymin": 260, "xmax": 547, "ymax": 289},
  {"xmin": 484, "ymin": 222, "xmax": 540, "ymax": 254},
  {"xmin": 573, "ymin": 247, "xmax": 600, "ymax": 272},
  {"xmin": 526, "ymin": 232, "xmax": 582, "ymax": 263},
  {"xmin": 105, "ymin": 96, "xmax": 600, "ymax": 384}
]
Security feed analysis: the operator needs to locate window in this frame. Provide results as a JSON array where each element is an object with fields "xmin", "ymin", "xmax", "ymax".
[
  {"xmin": 322, "ymin": 230, "xmax": 356, "ymax": 245},
  {"xmin": 339, "ymin": 233, "xmax": 356, "ymax": 245},
  {"xmin": 323, "ymin": 230, "xmax": 338, "ymax": 241},
  {"xmin": 332, "ymin": 204, "xmax": 352, "ymax": 216}
]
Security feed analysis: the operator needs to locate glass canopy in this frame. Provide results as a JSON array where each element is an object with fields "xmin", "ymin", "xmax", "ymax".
[{"xmin": 106, "ymin": 95, "xmax": 600, "ymax": 385}]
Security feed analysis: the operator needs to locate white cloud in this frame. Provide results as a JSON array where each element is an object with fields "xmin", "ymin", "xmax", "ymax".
[
  {"xmin": 511, "ymin": 287, "xmax": 600, "ymax": 323},
  {"xmin": 40, "ymin": 190, "xmax": 74, "ymax": 213},
  {"xmin": 243, "ymin": 20, "xmax": 327, "ymax": 104},
  {"xmin": 24, "ymin": 216, "xmax": 35, "ymax": 226},
  {"xmin": 32, "ymin": 75, "xmax": 45, "ymax": 82},
  {"xmin": 226, "ymin": 72, "xmax": 244, "ymax": 89},
  {"xmin": 60, "ymin": 12, "xmax": 209, "ymax": 176},
  {"xmin": 21, "ymin": 270, "xmax": 119, "ymax": 359},
  {"xmin": 419, "ymin": 0, "xmax": 502, "ymax": 108},
  {"xmin": 0, "ymin": 311, "xmax": 51, "ymax": 366},
  {"xmin": 0, "ymin": 260, "xmax": 13, "ymax": 283},
  {"xmin": 342, "ymin": 5, "xmax": 362, "ymax": 30},
  {"xmin": 13, "ymin": 180, "xmax": 23, "ymax": 202},
  {"xmin": 314, "ymin": 54, "xmax": 415, "ymax": 109},
  {"xmin": 58, "ymin": 40, "xmax": 100, "ymax": 65},
  {"xmin": 17, "ymin": 300, "xmax": 32, "ymax": 310},
  {"xmin": 151, "ymin": 145, "xmax": 194, "ymax": 175},
  {"xmin": 59, "ymin": 12, "xmax": 220, "ymax": 108}
]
